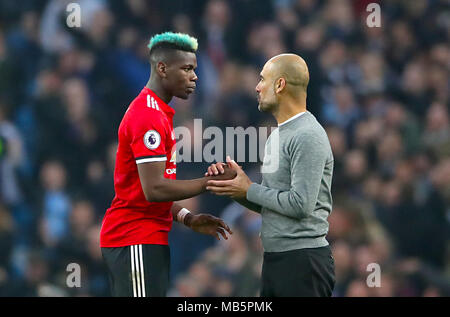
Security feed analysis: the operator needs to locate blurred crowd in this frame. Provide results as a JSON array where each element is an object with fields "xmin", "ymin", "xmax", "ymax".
[{"xmin": 0, "ymin": 0, "xmax": 449, "ymax": 296}]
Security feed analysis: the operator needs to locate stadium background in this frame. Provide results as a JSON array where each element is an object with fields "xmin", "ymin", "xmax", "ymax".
[{"xmin": 0, "ymin": 0, "xmax": 449, "ymax": 296}]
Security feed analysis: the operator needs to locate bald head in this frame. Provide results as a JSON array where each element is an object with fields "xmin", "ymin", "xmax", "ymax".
[
  {"xmin": 256, "ymin": 53, "xmax": 310, "ymax": 115},
  {"xmin": 265, "ymin": 53, "xmax": 309, "ymax": 96}
]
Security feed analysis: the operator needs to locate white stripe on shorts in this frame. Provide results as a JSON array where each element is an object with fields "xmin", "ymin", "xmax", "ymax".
[
  {"xmin": 130, "ymin": 245, "xmax": 137, "ymax": 297},
  {"xmin": 139, "ymin": 245, "xmax": 146, "ymax": 297},
  {"xmin": 130, "ymin": 245, "xmax": 146, "ymax": 297}
]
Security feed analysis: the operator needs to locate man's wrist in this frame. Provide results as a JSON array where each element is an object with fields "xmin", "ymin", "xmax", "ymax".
[
  {"xmin": 244, "ymin": 181, "xmax": 253, "ymax": 195},
  {"xmin": 246, "ymin": 183, "xmax": 259, "ymax": 201},
  {"xmin": 202, "ymin": 176, "xmax": 212, "ymax": 191},
  {"xmin": 184, "ymin": 212, "xmax": 194, "ymax": 227},
  {"xmin": 177, "ymin": 208, "xmax": 191, "ymax": 226}
]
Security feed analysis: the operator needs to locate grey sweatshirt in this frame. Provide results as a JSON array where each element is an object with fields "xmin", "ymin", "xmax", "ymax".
[{"xmin": 245, "ymin": 111, "xmax": 334, "ymax": 252}]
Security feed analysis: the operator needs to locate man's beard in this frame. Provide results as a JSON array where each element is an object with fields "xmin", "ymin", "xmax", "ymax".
[{"xmin": 258, "ymin": 101, "xmax": 277, "ymax": 113}]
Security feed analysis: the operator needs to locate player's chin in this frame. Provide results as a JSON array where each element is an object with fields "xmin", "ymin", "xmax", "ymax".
[
  {"xmin": 258, "ymin": 102, "xmax": 269, "ymax": 112},
  {"xmin": 177, "ymin": 91, "xmax": 191, "ymax": 100}
]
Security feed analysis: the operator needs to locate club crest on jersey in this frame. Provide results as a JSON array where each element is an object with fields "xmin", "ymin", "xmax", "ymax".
[{"xmin": 143, "ymin": 130, "xmax": 161, "ymax": 150}]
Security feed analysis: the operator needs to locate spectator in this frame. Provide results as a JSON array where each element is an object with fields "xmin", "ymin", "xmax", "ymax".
[{"xmin": 39, "ymin": 160, "xmax": 71, "ymax": 248}]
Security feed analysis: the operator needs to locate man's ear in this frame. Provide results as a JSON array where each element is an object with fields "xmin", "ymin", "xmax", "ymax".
[
  {"xmin": 157, "ymin": 61, "xmax": 167, "ymax": 78},
  {"xmin": 275, "ymin": 77, "xmax": 286, "ymax": 94}
]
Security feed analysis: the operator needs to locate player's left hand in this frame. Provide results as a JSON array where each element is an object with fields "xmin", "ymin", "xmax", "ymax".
[
  {"xmin": 186, "ymin": 213, "xmax": 233, "ymax": 240},
  {"xmin": 206, "ymin": 156, "xmax": 253, "ymax": 199}
]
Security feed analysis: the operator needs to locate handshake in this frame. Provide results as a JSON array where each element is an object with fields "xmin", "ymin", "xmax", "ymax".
[{"xmin": 203, "ymin": 156, "xmax": 253, "ymax": 200}]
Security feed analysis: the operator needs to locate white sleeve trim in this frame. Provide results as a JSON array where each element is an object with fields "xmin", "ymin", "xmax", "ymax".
[{"xmin": 136, "ymin": 157, "xmax": 167, "ymax": 164}]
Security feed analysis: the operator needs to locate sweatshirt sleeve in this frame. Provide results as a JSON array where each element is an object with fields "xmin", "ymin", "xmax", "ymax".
[
  {"xmin": 246, "ymin": 134, "xmax": 327, "ymax": 220},
  {"xmin": 233, "ymin": 197, "xmax": 262, "ymax": 213}
]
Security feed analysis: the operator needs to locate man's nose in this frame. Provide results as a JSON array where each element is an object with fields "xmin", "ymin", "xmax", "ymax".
[{"xmin": 192, "ymin": 72, "xmax": 198, "ymax": 82}]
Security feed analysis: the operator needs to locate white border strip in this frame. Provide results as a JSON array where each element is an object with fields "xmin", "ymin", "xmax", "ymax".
[
  {"xmin": 130, "ymin": 245, "xmax": 137, "ymax": 297},
  {"xmin": 139, "ymin": 245, "xmax": 146, "ymax": 297},
  {"xmin": 278, "ymin": 111, "xmax": 306, "ymax": 127},
  {"xmin": 134, "ymin": 245, "xmax": 141, "ymax": 297},
  {"xmin": 136, "ymin": 157, "xmax": 167, "ymax": 164}
]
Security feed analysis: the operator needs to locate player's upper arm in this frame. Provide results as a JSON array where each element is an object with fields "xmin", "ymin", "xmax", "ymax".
[
  {"xmin": 128, "ymin": 112, "xmax": 167, "ymax": 165},
  {"xmin": 137, "ymin": 161, "xmax": 166, "ymax": 202},
  {"xmin": 127, "ymin": 110, "xmax": 168, "ymax": 201}
]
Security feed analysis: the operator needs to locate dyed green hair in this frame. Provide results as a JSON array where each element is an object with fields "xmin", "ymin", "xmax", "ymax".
[{"xmin": 148, "ymin": 32, "xmax": 198, "ymax": 54}]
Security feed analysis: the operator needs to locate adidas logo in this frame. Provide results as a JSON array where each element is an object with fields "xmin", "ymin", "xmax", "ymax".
[{"xmin": 147, "ymin": 95, "xmax": 160, "ymax": 111}]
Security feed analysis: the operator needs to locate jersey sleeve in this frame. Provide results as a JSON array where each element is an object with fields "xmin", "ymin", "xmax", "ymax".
[{"xmin": 128, "ymin": 113, "xmax": 168, "ymax": 165}]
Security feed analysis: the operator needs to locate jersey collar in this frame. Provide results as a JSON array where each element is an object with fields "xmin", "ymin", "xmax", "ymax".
[
  {"xmin": 143, "ymin": 87, "xmax": 176, "ymax": 119},
  {"xmin": 278, "ymin": 111, "xmax": 307, "ymax": 127}
]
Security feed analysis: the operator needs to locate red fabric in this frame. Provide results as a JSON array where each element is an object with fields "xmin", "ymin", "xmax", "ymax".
[{"xmin": 100, "ymin": 88, "xmax": 177, "ymax": 247}]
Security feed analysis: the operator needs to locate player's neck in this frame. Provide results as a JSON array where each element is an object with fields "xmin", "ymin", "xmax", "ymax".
[
  {"xmin": 273, "ymin": 99, "xmax": 307, "ymax": 125},
  {"xmin": 146, "ymin": 78, "xmax": 172, "ymax": 104}
]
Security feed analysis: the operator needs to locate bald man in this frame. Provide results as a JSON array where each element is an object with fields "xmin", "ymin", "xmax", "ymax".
[{"xmin": 206, "ymin": 54, "xmax": 335, "ymax": 297}]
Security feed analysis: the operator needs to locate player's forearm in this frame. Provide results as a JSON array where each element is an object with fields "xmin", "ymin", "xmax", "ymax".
[
  {"xmin": 171, "ymin": 203, "xmax": 183, "ymax": 218},
  {"xmin": 146, "ymin": 177, "xmax": 212, "ymax": 202}
]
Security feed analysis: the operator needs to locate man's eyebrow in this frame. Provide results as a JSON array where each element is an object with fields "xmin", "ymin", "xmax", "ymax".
[{"xmin": 260, "ymin": 74, "xmax": 264, "ymax": 78}]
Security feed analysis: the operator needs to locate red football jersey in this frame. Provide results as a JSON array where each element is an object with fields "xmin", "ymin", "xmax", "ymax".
[{"xmin": 100, "ymin": 87, "xmax": 177, "ymax": 247}]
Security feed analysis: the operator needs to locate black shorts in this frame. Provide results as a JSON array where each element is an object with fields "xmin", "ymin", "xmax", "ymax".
[
  {"xmin": 101, "ymin": 244, "xmax": 170, "ymax": 297},
  {"xmin": 261, "ymin": 245, "xmax": 335, "ymax": 297}
]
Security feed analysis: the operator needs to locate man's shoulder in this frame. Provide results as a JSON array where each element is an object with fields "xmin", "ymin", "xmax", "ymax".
[
  {"xmin": 129, "ymin": 92, "xmax": 163, "ymax": 114},
  {"xmin": 286, "ymin": 114, "xmax": 331, "ymax": 150},
  {"xmin": 124, "ymin": 95, "xmax": 165, "ymax": 125},
  {"xmin": 118, "ymin": 100, "xmax": 166, "ymax": 143},
  {"xmin": 285, "ymin": 113, "xmax": 324, "ymax": 136}
]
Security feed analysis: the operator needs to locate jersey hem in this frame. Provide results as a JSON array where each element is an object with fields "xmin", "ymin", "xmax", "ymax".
[{"xmin": 100, "ymin": 231, "xmax": 169, "ymax": 248}]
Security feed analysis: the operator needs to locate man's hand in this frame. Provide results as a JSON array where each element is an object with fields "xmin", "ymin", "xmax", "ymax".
[
  {"xmin": 205, "ymin": 162, "xmax": 237, "ymax": 181},
  {"xmin": 206, "ymin": 156, "xmax": 253, "ymax": 199},
  {"xmin": 205, "ymin": 162, "xmax": 227, "ymax": 177},
  {"xmin": 204, "ymin": 159, "xmax": 242, "ymax": 178},
  {"xmin": 185, "ymin": 213, "xmax": 233, "ymax": 240}
]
